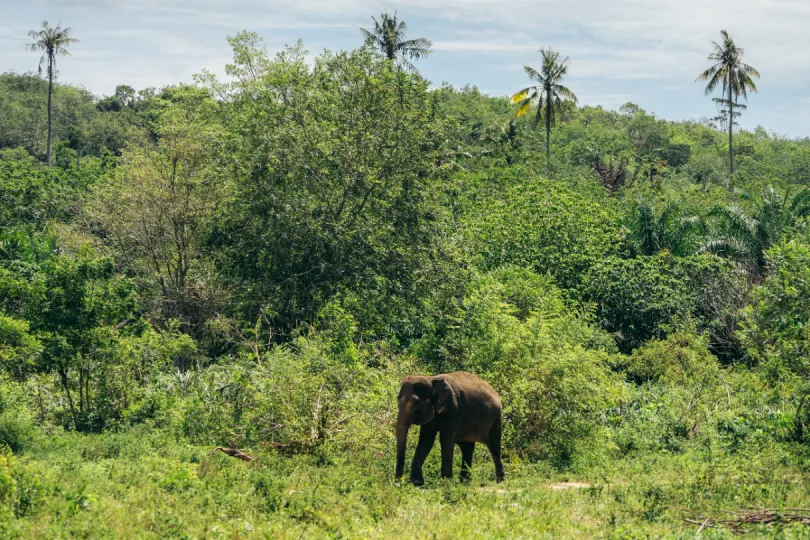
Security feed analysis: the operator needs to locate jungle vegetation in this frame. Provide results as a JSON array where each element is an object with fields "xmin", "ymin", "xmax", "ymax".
[{"xmin": 2, "ymin": 20, "xmax": 810, "ymax": 538}]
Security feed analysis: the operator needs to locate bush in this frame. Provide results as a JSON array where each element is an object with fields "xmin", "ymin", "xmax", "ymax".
[
  {"xmin": 624, "ymin": 331, "xmax": 719, "ymax": 386},
  {"xmin": 614, "ymin": 332, "xmax": 728, "ymax": 455},
  {"xmin": 738, "ymin": 238, "xmax": 810, "ymax": 442},
  {"xmin": 0, "ymin": 445, "xmax": 44, "ymax": 523},
  {"xmin": 419, "ymin": 266, "xmax": 626, "ymax": 465},
  {"xmin": 0, "ymin": 316, "xmax": 41, "ymax": 380},
  {"xmin": 136, "ymin": 333, "xmax": 404, "ymax": 457},
  {"xmin": 465, "ymin": 174, "xmax": 624, "ymax": 289},
  {"xmin": 0, "ymin": 379, "xmax": 37, "ymax": 453},
  {"xmin": 740, "ymin": 238, "xmax": 810, "ymax": 376},
  {"xmin": 582, "ymin": 253, "xmax": 744, "ymax": 354},
  {"xmin": 501, "ymin": 343, "xmax": 625, "ymax": 466}
]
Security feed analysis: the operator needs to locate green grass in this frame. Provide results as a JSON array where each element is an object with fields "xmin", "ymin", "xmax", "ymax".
[{"xmin": 3, "ymin": 427, "xmax": 810, "ymax": 538}]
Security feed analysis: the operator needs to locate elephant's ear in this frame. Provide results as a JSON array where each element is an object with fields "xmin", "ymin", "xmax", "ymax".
[{"xmin": 432, "ymin": 377, "xmax": 457, "ymax": 416}]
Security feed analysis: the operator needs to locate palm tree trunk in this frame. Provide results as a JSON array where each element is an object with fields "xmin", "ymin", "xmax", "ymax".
[
  {"xmin": 545, "ymin": 91, "xmax": 551, "ymax": 165},
  {"xmin": 728, "ymin": 80, "xmax": 734, "ymax": 176},
  {"xmin": 47, "ymin": 53, "xmax": 54, "ymax": 167}
]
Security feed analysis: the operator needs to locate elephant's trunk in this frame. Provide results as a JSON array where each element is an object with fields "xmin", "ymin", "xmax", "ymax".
[{"xmin": 395, "ymin": 409, "xmax": 411, "ymax": 479}]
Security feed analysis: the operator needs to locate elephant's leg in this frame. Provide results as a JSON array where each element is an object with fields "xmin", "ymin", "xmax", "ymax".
[
  {"xmin": 410, "ymin": 427, "xmax": 436, "ymax": 486},
  {"xmin": 439, "ymin": 430, "xmax": 456, "ymax": 479},
  {"xmin": 458, "ymin": 442, "xmax": 475, "ymax": 482},
  {"xmin": 486, "ymin": 417, "xmax": 505, "ymax": 482}
]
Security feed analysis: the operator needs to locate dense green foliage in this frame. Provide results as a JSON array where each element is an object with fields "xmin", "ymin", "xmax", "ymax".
[{"xmin": 3, "ymin": 28, "xmax": 810, "ymax": 537}]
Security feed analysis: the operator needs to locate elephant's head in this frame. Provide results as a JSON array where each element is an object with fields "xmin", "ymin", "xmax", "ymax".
[{"xmin": 395, "ymin": 375, "xmax": 456, "ymax": 479}]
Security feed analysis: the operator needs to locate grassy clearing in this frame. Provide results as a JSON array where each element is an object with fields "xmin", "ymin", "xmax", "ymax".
[{"xmin": 3, "ymin": 428, "xmax": 810, "ymax": 538}]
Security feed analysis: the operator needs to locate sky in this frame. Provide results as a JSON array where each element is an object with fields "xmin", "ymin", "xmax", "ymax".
[{"xmin": 3, "ymin": 0, "xmax": 810, "ymax": 137}]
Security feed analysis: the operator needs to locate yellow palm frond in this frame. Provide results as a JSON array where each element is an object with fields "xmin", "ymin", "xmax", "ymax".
[
  {"xmin": 510, "ymin": 88, "xmax": 531, "ymax": 104},
  {"xmin": 515, "ymin": 100, "xmax": 531, "ymax": 118}
]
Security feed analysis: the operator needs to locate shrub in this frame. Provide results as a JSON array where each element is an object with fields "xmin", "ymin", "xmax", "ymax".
[
  {"xmin": 0, "ymin": 445, "xmax": 43, "ymax": 522},
  {"xmin": 501, "ymin": 342, "xmax": 625, "ymax": 466},
  {"xmin": 465, "ymin": 175, "xmax": 624, "ymax": 289},
  {"xmin": 738, "ymin": 238, "xmax": 810, "ymax": 441},
  {"xmin": 420, "ymin": 266, "xmax": 626, "ymax": 465},
  {"xmin": 142, "ymin": 333, "xmax": 403, "ymax": 456},
  {"xmin": 614, "ymin": 332, "xmax": 728, "ymax": 454},
  {"xmin": 0, "ymin": 379, "xmax": 37, "ymax": 453},
  {"xmin": 0, "ymin": 316, "xmax": 41, "ymax": 381},
  {"xmin": 582, "ymin": 253, "xmax": 745, "ymax": 354},
  {"xmin": 624, "ymin": 331, "xmax": 719, "ymax": 386},
  {"xmin": 740, "ymin": 239, "xmax": 810, "ymax": 376}
]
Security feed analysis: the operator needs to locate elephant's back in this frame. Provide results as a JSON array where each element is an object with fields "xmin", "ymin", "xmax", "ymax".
[
  {"xmin": 445, "ymin": 371, "xmax": 502, "ymax": 411},
  {"xmin": 445, "ymin": 371, "xmax": 501, "ymax": 443}
]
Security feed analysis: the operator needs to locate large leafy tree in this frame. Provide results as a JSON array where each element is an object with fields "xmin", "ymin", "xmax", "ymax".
[
  {"xmin": 27, "ymin": 21, "xmax": 79, "ymax": 167},
  {"xmin": 206, "ymin": 41, "xmax": 451, "ymax": 336},
  {"xmin": 88, "ymin": 87, "xmax": 225, "ymax": 337},
  {"xmin": 0, "ymin": 235, "xmax": 140, "ymax": 431},
  {"xmin": 511, "ymin": 48, "xmax": 577, "ymax": 164},
  {"xmin": 697, "ymin": 30, "xmax": 759, "ymax": 175},
  {"xmin": 359, "ymin": 11, "xmax": 432, "ymax": 71}
]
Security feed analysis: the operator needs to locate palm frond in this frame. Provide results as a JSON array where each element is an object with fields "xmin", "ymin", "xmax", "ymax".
[
  {"xmin": 789, "ymin": 188, "xmax": 810, "ymax": 217},
  {"xmin": 553, "ymin": 84, "xmax": 578, "ymax": 104},
  {"xmin": 523, "ymin": 65, "xmax": 544, "ymax": 83},
  {"xmin": 510, "ymin": 87, "xmax": 532, "ymax": 104},
  {"xmin": 659, "ymin": 201, "xmax": 682, "ymax": 225},
  {"xmin": 534, "ymin": 100, "xmax": 544, "ymax": 126},
  {"xmin": 708, "ymin": 204, "xmax": 757, "ymax": 234},
  {"xmin": 700, "ymin": 237, "xmax": 751, "ymax": 259},
  {"xmin": 632, "ymin": 198, "xmax": 659, "ymax": 255},
  {"xmin": 515, "ymin": 100, "xmax": 532, "ymax": 118},
  {"xmin": 359, "ymin": 11, "xmax": 430, "ymax": 69},
  {"xmin": 697, "ymin": 30, "xmax": 759, "ymax": 105},
  {"xmin": 398, "ymin": 37, "xmax": 433, "ymax": 59}
]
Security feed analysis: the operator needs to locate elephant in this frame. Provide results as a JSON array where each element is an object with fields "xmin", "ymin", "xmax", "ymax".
[{"xmin": 395, "ymin": 371, "xmax": 504, "ymax": 485}]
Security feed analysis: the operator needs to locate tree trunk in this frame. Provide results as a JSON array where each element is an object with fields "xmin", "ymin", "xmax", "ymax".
[
  {"xmin": 79, "ymin": 368, "xmax": 84, "ymax": 413},
  {"xmin": 37, "ymin": 385, "xmax": 45, "ymax": 423},
  {"xmin": 728, "ymin": 79, "xmax": 734, "ymax": 176},
  {"xmin": 545, "ymin": 91, "xmax": 551, "ymax": 165},
  {"xmin": 47, "ymin": 54, "xmax": 54, "ymax": 167},
  {"xmin": 58, "ymin": 364, "xmax": 79, "ymax": 431}
]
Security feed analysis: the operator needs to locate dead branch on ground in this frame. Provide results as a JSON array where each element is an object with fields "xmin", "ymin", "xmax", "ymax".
[
  {"xmin": 210, "ymin": 447, "xmax": 257, "ymax": 462},
  {"xmin": 685, "ymin": 508, "xmax": 810, "ymax": 533}
]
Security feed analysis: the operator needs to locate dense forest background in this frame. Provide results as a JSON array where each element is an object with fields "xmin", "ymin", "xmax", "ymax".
[{"xmin": 3, "ymin": 29, "xmax": 810, "ymax": 536}]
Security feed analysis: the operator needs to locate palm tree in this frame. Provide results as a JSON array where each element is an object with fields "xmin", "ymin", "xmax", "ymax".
[
  {"xmin": 359, "ymin": 11, "xmax": 432, "ymax": 71},
  {"xmin": 27, "ymin": 21, "xmax": 79, "ymax": 167},
  {"xmin": 511, "ymin": 48, "xmax": 577, "ymax": 164},
  {"xmin": 697, "ymin": 30, "xmax": 759, "ymax": 176},
  {"xmin": 702, "ymin": 187, "xmax": 810, "ymax": 275},
  {"xmin": 629, "ymin": 199, "xmax": 705, "ymax": 257}
]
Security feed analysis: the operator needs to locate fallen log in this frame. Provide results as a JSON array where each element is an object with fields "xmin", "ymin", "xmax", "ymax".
[
  {"xmin": 210, "ymin": 447, "xmax": 257, "ymax": 462},
  {"xmin": 685, "ymin": 508, "xmax": 810, "ymax": 533}
]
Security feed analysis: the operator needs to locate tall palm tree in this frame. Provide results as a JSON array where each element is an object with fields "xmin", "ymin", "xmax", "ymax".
[
  {"xmin": 511, "ymin": 48, "xmax": 577, "ymax": 164},
  {"xmin": 27, "ymin": 21, "xmax": 79, "ymax": 167},
  {"xmin": 359, "ymin": 11, "xmax": 432, "ymax": 71},
  {"xmin": 702, "ymin": 187, "xmax": 810, "ymax": 275},
  {"xmin": 697, "ymin": 30, "xmax": 759, "ymax": 176}
]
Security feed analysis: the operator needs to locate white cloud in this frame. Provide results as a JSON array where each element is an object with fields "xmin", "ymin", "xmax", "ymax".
[
  {"xmin": 5, "ymin": 0, "xmax": 810, "ymax": 134},
  {"xmin": 432, "ymin": 41, "xmax": 538, "ymax": 53}
]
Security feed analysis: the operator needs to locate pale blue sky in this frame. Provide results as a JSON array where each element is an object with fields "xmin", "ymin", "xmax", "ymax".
[{"xmin": 3, "ymin": 0, "xmax": 810, "ymax": 137}]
